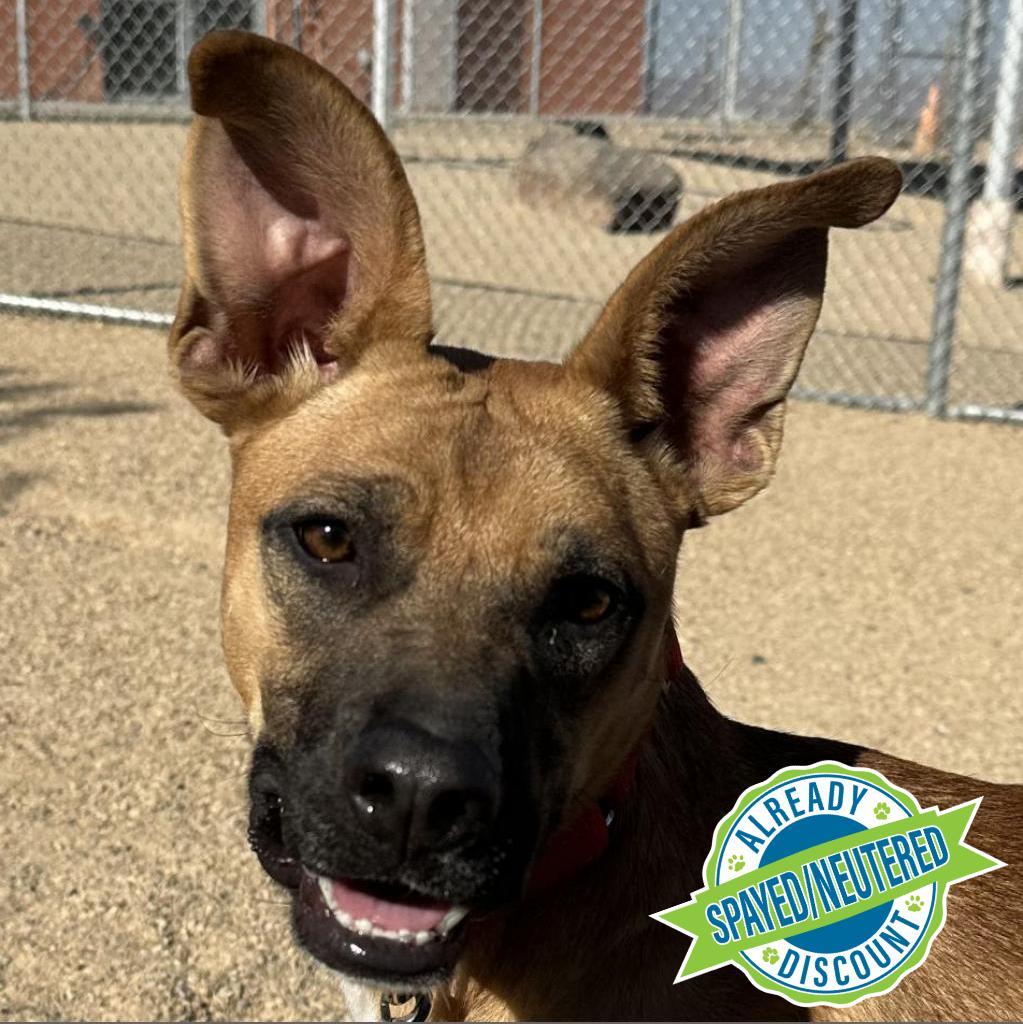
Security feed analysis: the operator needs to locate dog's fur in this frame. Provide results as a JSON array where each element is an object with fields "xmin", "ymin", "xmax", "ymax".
[{"xmin": 168, "ymin": 31, "xmax": 1022, "ymax": 1021}]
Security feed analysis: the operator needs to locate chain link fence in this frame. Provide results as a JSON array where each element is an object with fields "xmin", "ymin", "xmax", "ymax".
[{"xmin": 1, "ymin": 0, "xmax": 1021, "ymax": 423}]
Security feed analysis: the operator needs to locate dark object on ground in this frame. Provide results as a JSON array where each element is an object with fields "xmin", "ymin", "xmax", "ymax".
[
  {"xmin": 516, "ymin": 125, "xmax": 681, "ymax": 233},
  {"xmin": 570, "ymin": 120, "xmax": 610, "ymax": 141}
]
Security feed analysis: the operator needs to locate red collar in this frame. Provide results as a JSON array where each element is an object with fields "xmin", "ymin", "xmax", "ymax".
[{"xmin": 525, "ymin": 627, "xmax": 684, "ymax": 894}]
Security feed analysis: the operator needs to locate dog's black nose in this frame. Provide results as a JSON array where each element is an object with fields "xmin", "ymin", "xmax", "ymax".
[{"xmin": 345, "ymin": 721, "xmax": 498, "ymax": 859}]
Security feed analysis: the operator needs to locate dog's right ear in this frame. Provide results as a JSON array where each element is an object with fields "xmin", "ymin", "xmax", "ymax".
[{"xmin": 169, "ymin": 30, "xmax": 431, "ymax": 433}]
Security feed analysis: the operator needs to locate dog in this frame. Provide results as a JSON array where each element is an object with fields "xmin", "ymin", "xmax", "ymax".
[{"xmin": 168, "ymin": 30, "xmax": 1022, "ymax": 1022}]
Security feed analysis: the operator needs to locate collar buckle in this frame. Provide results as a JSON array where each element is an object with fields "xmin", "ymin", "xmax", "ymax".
[{"xmin": 380, "ymin": 991, "xmax": 432, "ymax": 1022}]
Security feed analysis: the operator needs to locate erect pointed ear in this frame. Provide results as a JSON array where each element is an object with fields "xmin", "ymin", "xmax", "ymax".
[
  {"xmin": 169, "ymin": 30, "xmax": 431, "ymax": 432},
  {"xmin": 567, "ymin": 157, "xmax": 902, "ymax": 518}
]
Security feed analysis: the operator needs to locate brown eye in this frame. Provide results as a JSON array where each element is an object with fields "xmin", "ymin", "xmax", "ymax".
[
  {"xmin": 553, "ymin": 575, "xmax": 619, "ymax": 625},
  {"xmin": 295, "ymin": 519, "xmax": 354, "ymax": 563},
  {"xmin": 576, "ymin": 588, "xmax": 612, "ymax": 623}
]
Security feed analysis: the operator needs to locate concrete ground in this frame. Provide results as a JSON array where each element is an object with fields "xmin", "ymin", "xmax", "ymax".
[{"xmin": 0, "ymin": 310, "xmax": 1020, "ymax": 1020}]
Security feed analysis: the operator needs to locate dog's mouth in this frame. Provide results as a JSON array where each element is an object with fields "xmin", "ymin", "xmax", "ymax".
[
  {"xmin": 248, "ymin": 787, "xmax": 473, "ymax": 984},
  {"xmin": 315, "ymin": 874, "xmax": 469, "ymax": 943},
  {"xmin": 294, "ymin": 871, "xmax": 470, "ymax": 984}
]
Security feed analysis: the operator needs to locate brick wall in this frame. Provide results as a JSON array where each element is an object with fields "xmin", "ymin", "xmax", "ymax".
[
  {"xmin": 267, "ymin": 0, "xmax": 374, "ymax": 103},
  {"xmin": 0, "ymin": 0, "xmax": 645, "ymax": 115},
  {"xmin": 1, "ymin": 0, "xmax": 103, "ymax": 103},
  {"xmin": 537, "ymin": 0, "xmax": 644, "ymax": 116}
]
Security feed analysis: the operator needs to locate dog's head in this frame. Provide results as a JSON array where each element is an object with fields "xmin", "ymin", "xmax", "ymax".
[{"xmin": 170, "ymin": 31, "xmax": 901, "ymax": 989}]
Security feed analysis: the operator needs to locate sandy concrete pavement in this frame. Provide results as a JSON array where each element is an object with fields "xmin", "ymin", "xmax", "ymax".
[{"xmin": 0, "ymin": 312, "xmax": 1020, "ymax": 1019}]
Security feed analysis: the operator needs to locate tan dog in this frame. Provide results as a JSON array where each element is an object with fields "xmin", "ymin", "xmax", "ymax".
[{"xmin": 168, "ymin": 31, "xmax": 1022, "ymax": 1022}]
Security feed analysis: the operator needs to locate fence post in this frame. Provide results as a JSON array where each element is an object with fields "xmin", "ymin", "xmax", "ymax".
[
  {"xmin": 828, "ymin": 0, "xmax": 858, "ymax": 164},
  {"xmin": 964, "ymin": 0, "xmax": 1023, "ymax": 283},
  {"xmin": 925, "ymin": 0, "xmax": 988, "ymax": 418},
  {"xmin": 16, "ymin": 0, "xmax": 31, "ymax": 122},
  {"xmin": 252, "ymin": 0, "xmax": 268, "ymax": 36},
  {"xmin": 642, "ymin": 0, "xmax": 659, "ymax": 115},
  {"xmin": 373, "ymin": 0, "xmax": 395, "ymax": 132},
  {"xmin": 401, "ymin": 0, "xmax": 414, "ymax": 114},
  {"xmin": 982, "ymin": 0, "xmax": 1023, "ymax": 201},
  {"xmin": 529, "ymin": 0, "xmax": 543, "ymax": 116},
  {"xmin": 722, "ymin": 0, "xmax": 743, "ymax": 123},
  {"xmin": 175, "ymin": 0, "xmax": 195, "ymax": 97},
  {"xmin": 877, "ymin": 0, "xmax": 904, "ymax": 129}
]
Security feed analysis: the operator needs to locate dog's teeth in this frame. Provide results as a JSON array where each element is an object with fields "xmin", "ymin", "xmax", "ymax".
[
  {"xmin": 438, "ymin": 906, "xmax": 469, "ymax": 934},
  {"xmin": 318, "ymin": 875, "xmax": 335, "ymax": 911},
  {"xmin": 316, "ymin": 875, "xmax": 463, "ymax": 945}
]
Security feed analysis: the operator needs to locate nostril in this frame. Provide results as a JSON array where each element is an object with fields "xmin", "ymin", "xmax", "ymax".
[
  {"xmin": 353, "ymin": 770, "xmax": 395, "ymax": 816},
  {"xmin": 426, "ymin": 787, "xmax": 493, "ymax": 840},
  {"xmin": 346, "ymin": 758, "xmax": 417, "ymax": 853},
  {"xmin": 359, "ymin": 770, "xmax": 395, "ymax": 803},
  {"xmin": 428, "ymin": 790, "xmax": 469, "ymax": 830},
  {"xmin": 343, "ymin": 723, "xmax": 498, "ymax": 857}
]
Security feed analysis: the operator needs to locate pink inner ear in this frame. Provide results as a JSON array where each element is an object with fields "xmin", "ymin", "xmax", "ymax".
[
  {"xmin": 200, "ymin": 126, "xmax": 351, "ymax": 375},
  {"xmin": 687, "ymin": 297, "xmax": 786, "ymax": 472},
  {"xmin": 260, "ymin": 215, "xmax": 349, "ymax": 370},
  {"xmin": 665, "ymin": 244, "xmax": 822, "ymax": 475}
]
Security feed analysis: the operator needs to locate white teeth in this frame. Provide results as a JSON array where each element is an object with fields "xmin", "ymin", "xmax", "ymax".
[
  {"xmin": 316, "ymin": 875, "xmax": 468, "ymax": 946},
  {"xmin": 438, "ymin": 906, "xmax": 470, "ymax": 934}
]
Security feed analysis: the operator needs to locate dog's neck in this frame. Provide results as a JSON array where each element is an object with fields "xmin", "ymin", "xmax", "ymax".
[{"xmin": 435, "ymin": 654, "xmax": 859, "ymax": 1021}]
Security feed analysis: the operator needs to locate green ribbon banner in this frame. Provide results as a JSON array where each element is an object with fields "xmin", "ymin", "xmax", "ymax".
[{"xmin": 653, "ymin": 800, "xmax": 1001, "ymax": 980}]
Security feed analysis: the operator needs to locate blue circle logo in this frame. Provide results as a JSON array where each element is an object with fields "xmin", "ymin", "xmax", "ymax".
[{"xmin": 653, "ymin": 762, "xmax": 1002, "ymax": 1006}]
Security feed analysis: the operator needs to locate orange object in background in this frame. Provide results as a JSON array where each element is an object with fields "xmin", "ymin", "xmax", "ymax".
[{"xmin": 914, "ymin": 83, "xmax": 942, "ymax": 156}]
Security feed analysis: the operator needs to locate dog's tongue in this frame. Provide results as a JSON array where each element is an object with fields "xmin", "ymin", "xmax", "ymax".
[{"xmin": 329, "ymin": 878, "xmax": 451, "ymax": 932}]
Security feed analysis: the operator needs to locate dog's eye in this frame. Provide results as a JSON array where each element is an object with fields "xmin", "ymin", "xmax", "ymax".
[
  {"xmin": 550, "ymin": 574, "xmax": 619, "ymax": 625},
  {"xmin": 294, "ymin": 519, "xmax": 354, "ymax": 563}
]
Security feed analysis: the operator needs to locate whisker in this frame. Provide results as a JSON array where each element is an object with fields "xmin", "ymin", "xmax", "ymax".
[
  {"xmin": 193, "ymin": 703, "xmax": 251, "ymax": 739},
  {"xmin": 199, "ymin": 723, "xmax": 251, "ymax": 737},
  {"xmin": 705, "ymin": 656, "xmax": 734, "ymax": 688},
  {"xmin": 194, "ymin": 706, "xmax": 248, "ymax": 727}
]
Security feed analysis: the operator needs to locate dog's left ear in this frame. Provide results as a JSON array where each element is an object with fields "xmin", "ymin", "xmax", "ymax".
[{"xmin": 567, "ymin": 157, "xmax": 902, "ymax": 517}]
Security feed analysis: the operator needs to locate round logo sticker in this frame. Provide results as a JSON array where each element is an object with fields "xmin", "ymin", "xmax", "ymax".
[{"xmin": 652, "ymin": 762, "xmax": 1002, "ymax": 1006}]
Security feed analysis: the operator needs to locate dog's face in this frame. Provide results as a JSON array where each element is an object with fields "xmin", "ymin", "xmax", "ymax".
[
  {"xmin": 221, "ymin": 351, "xmax": 679, "ymax": 982},
  {"xmin": 170, "ymin": 31, "xmax": 900, "ymax": 989}
]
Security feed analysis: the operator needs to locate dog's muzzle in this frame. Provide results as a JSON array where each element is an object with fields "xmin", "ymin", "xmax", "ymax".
[{"xmin": 246, "ymin": 719, "xmax": 532, "ymax": 987}]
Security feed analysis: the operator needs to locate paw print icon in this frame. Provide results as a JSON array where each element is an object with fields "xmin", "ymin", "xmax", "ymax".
[
  {"xmin": 727, "ymin": 854, "xmax": 746, "ymax": 872},
  {"xmin": 763, "ymin": 947, "xmax": 780, "ymax": 965},
  {"xmin": 905, "ymin": 895, "xmax": 925, "ymax": 912},
  {"xmin": 874, "ymin": 801, "xmax": 891, "ymax": 820}
]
